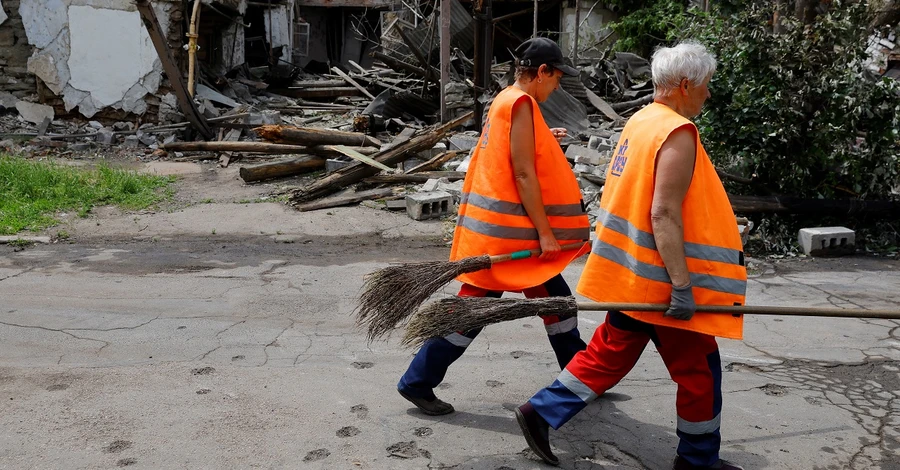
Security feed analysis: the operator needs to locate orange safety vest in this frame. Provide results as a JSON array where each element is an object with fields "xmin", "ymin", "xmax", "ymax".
[
  {"xmin": 450, "ymin": 86, "xmax": 591, "ymax": 291},
  {"xmin": 576, "ymin": 103, "xmax": 747, "ymax": 339}
]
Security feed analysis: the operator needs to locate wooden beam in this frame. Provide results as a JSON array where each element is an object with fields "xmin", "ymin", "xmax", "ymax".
[
  {"xmin": 327, "ymin": 145, "xmax": 396, "ymax": 173},
  {"xmin": 239, "ymin": 157, "xmax": 326, "ymax": 183},
  {"xmin": 269, "ymin": 87, "xmax": 362, "ymax": 99},
  {"xmin": 364, "ymin": 171, "xmax": 465, "ymax": 184},
  {"xmin": 404, "ymin": 150, "xmax": 460, "ymax": 174},
  {"xmin": 135, "ymin": 0, "xmax": 212, "ymax": 140},
  {"xmin": 331, "ymin": 67, "xmax": 376, "ymax": 100}
]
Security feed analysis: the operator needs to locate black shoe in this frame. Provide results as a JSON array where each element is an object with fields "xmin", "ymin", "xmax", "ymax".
[
  {"xmin": 515, "ymin": 402, "xmax": 559, "ymax": 466},
  {"xmin": 398, "ymin": 389, "xmax": 454, "ymax": 416},
  {"xmin": 672, "ymin": 456, "xmax": 744, "ymax": 470}
]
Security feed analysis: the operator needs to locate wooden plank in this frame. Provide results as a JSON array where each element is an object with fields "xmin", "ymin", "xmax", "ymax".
[
  {"xmin": 331, "ymin": 67, "xmax": 376, "ymax": 100},
  {"xmin": 327, "ymin": 145, "xmax": 396, "ymax": 173},
  {"xmin": 270, "ymin": 87, "xmax": 361, "ymax": 99},
  {"xmin": 295, "ymin": 187, "xmax": 397, "ymax": 212},
  {"xmin": 364, "ymin": 171, "xmax": 465, "ymax": 184},
  {"xmin": 404, "ymin": 150, "xmax": 460, "ymax": 174},
  {"xmin": 135, "ymin": 0, "xmax": 213, "ymax": 140},
  {"xmin": 347, "ymin": 60, "xmax": 369, "ymax": 75}
]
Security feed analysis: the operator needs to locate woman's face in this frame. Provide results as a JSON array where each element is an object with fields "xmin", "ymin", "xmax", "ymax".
[{"xmin": 535, "ymin": 66, "xmax": 564, "ymax": 103}]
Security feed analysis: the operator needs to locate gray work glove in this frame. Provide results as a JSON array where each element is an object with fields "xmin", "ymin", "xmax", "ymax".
[{"xmin": 664, "ymin": 282, "xmax": 696, "ymax": 321}]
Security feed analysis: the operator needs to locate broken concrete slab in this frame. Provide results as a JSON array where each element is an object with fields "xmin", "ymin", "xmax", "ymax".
[
  {"xmin": 15, "ymin": 101, "xmax": 55, "ymax": 124},
  {"xmin": 0, "ymin": 91, "xmax": 17, "ymax": 109},
  {"xmin": 566, "ymin": 144, "xmax": 611, "ymax": 167}
]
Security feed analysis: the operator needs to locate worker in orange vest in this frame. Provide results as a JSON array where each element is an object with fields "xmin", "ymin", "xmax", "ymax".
[
  {"xmin": 515, "ymin": 42, "xmax": 747, "ymax": 470},
  {"xmin": 397, "ymin": 37, "xmax": 592, "ymax": 416}
]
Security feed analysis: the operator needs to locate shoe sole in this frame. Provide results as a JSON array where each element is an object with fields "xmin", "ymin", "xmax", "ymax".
[
  {"xmin": 514, "ymin": 408, "xmax": 559, "ymax": 466},
  {"xmin": 398, "ymin": 390, "xmax": 454, "ymax": 416}
]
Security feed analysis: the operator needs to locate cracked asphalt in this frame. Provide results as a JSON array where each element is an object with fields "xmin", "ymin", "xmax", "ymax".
[{"xmin": 1, "ymin": 163, "xmax": 898, "ymax": 469}]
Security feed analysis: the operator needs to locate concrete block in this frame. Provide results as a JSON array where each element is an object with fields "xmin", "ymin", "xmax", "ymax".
[
  {"xmin": 402, "ymin": 158, "xmax": 426, "ymax": 172},
  {"xmin": 573, "ymin": 163, "xmax": 594, "ymax": 174},
  {"xmin": 16, "ymin": 100, "xmax": 54, "ymax": 124},
  {"xmin": 449, "ymin": 134, "xmax": 479, "ymax": 151},
  {"xmin": 798, "ymin": 227, "xmax": 855, "ymax": 256},
  {"xmin": 325, "ymin": 158, "xmax": 352, "ymax": 173},
  {"xmin": 421, "ymin": 177, "xmax": 447, "ymax": 193},
  {"xmin": 566, "ymin": 144, "xmax": 610, "ymax": 167},
  {"xmin": 436, "ymin": 180, "xmax": 463, "ymax": 202},
  {"xmin": 406, "ymin": 191, "xmax": 453, "ymax": 221},
  {"xmin": 95, "ymin": 128, "xmax": 116, "ymax": 145},
  {"xmin": 417, "ymin": 142, "xmax": 447, "ymax": 160}
]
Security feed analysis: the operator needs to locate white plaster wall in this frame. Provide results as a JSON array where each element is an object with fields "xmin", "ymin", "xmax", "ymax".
[
  {"xmin": 67, "ymin": 6, "xmax": 158, "ymax": 108},
  {"xmin": 19, "ymin": 0, "xmax": 168, "ymax": 118},
  {"xmin": 264, "ymin": 5, "xmax": 292, "ymax": 64},
  {"xmin": 560, "ymin": 5, "xmax": 616, "ymax": 59}
]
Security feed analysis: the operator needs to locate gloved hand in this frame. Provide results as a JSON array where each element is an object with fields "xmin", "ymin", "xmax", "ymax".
[{"xmin": 664, "ymin": 282, "xmax": 696, "ymax": 321}]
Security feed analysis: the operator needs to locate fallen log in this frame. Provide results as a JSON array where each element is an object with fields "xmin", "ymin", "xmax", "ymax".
[
  {"xmin": 610, "ymin": 94, "xmax": 654, "ymax": 112},
  {"xmin": 239, "ymin": 157, "xmax": 326, "ymax": 183},
  {"xmin": 290, "ymin": 111, "xmax": 474, "ymax": 204},
  {"xmin": 728, "ymin": 194, "xmax": 900, "ymax": 216},
  {"xmin": 365, "ymin": 171, "xmax": 466, "ymax": 184},
  {"xmin": 254, "ymin": 125, "xmax": 381, "ymax": 148},
  {"xmin": 160, "ymin": 141, "xmax": 376, "ymax": 158},
  {"xmin": 295, "ymin": 187, "xmax": 397, "ymax": 212}
]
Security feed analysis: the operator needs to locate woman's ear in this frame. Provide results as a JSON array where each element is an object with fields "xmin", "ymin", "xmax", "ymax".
[{"xmin": 680, "ymin": 78, "xmax": 690, "ymax": 96}]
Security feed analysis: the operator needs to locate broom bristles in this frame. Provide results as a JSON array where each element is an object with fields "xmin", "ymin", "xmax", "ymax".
[
  {"xmin": 402, "ymin": 296, "xmax": 579, "ymax": 348},
  {"xmin": 355, "ymin": 255, "xmax": 493, "ymax": 342}
]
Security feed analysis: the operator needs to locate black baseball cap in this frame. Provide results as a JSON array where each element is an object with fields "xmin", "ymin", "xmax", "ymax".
[{"xmin": 513, "ymin": 37, "xmax": 579, "ymax": 76}]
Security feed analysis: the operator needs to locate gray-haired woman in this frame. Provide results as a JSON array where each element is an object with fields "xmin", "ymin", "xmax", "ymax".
[{"xmin": 514, "ymin": 42, "xmax": 746, "ymax": 470}]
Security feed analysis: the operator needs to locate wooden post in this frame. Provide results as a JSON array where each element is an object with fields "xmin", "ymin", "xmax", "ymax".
[
  {"xmin": 135, "ymin": 0, "xmax": 213, "ymax": 140},
  {"xmin": 533, "ymin": 0, "xmax": 538, "ymax": 38},
  {"xmin": 473, "ymin": 0, "xmax": 493, "ymax": 131},
  {"xmin": 440, "ymin": 0, "xmax": 451, "ymax": 122},
  {"xmin": 187, "ymin": 0, "xmax": 202, "ymax": 97},
  {"xmin": 572, "ymin": 0, "xmax": 580, "ymax": 63}
]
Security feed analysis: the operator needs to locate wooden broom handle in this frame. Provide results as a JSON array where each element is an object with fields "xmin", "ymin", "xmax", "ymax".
[
  {"xmin": 575, "ymin": 302, "xmax": 900, "ymax": 320},
  {"xmin": 488, "ymin": 241, "xmax": 589, "ymax": 263}
]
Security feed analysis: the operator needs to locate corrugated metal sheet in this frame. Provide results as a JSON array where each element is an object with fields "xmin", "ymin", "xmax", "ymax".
[
  {"xmin": 405, "ymin": 0, "xmax": 474, "ymax": 57},
  {"xmin": 538, "ymin": 87, "xmax": 589, "ymax": 135},
  {"xmin": 384, "ymin": 92, "xmax": 440, "ymax": 121}
]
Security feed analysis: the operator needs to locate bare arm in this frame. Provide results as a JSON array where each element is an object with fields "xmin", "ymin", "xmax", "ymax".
[
  {"xmin": 650, "ymin": 125, "xmax": 697, "ymax": 287},
  {"xmin": 510, "ymin": 97, "xmax": 560, "ymax": 260}
]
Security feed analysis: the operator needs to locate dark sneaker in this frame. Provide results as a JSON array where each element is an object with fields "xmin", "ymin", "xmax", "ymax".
[
  {"xmin": 398, "ymin": 389, "xmax": 454, "ymax": 416},
  {"xmin": 515, "ymin": 402, "xmax": 559, "ymax": 466},
  {"xmin": 672, "ymin": 456, "xmax": 744, "ymax": 470}
]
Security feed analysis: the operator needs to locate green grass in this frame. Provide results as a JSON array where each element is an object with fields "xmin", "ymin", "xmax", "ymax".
[{"xmin": 0, "ymin": 155, "xmax": 175, "ymax": 235}]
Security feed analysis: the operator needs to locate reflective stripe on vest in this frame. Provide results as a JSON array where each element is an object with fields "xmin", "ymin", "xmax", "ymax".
[
  {"xmin": 461, "ymin": 192, "xmax": 586, "ymax": 217},
  {"xmin": 591, "ymin": 238, "xmax": 747, "ymax": 296},
  {"xmin": 597, "ymin": 208, "xmax": 743, "ymax": 266},
  {"xmin": 458, "ymin": 214, "xmax": 591, "ymax": 241}
]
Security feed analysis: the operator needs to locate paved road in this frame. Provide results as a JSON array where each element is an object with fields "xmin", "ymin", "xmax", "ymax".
[{"xmin": 1, "ymin": 203, "xmax": 898, "ymax": 469}]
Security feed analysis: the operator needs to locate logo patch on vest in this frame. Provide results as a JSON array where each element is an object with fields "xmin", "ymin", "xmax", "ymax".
[
  {"xmin": 610, "ymin": 139, "xmax": 628, "ymax": 176},
  {"xmin": 479, "ymin": 118, "xmax": 492, "ymax": 149}
]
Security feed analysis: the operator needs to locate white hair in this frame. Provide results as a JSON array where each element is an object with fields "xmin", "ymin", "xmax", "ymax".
[{"xmin": 651, "ymin": 42, "xmax": 716, "ymax": 96}]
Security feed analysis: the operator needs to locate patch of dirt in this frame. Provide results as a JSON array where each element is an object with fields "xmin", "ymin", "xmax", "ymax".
[
  {"xmin": 190, "ymin": 367, "xmax": 215, "ymax": 376},
  {"xmin": 46, "ymin": 384, "xmax": 68, "ymax": 391},
  {"xmin": 303, "ymin": 448, "xmax": 330, "ymax": 462},
  {"xmin": 116, "ymin": 458, "xmax": 137, "ymax": 467},
  {"xmin": 351, "ymin": 362, "xmax": 374, "ymax": 369},
  {"xmin": 413, "ymin": 427, "xmax": 433, "ymax": 437},
  {"xmin": 336, "ymin": 426, "xmax": 361, "ymax": 438},
  {"xmin": 104, "ymin": 440, "xmax": 133, "ymax": 454},
  {"xmin": 510, "ymin": 350, "xmax": 532, "ymax": 359},
  {"xmin": 760, "ymin": 384, "xmax": 789, "ymax": 396},
  {"xmin": 486, "ymin": 380, "xmax": 504, "ymax": 388},
  {"xmin": 387, "ymin": 441, "xmax": 425, "ymax": 459}
]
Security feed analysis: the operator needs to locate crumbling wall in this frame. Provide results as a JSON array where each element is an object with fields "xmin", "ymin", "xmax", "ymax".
[
  {"xmin": 561, "ymin": 4, "xmax": 616, "ymax": 59},
  {"xmin": 0, "ymin": 0, "xmax": 37, "ymax": 99},
  {"xmin": 18, "ymin": 0, "xmax": 177, "ymax": 119}
]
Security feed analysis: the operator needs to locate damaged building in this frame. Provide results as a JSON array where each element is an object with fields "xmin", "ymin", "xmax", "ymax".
[{"xmin": 0, "ymin": 0, "xmax": 629, "ymax": 125}]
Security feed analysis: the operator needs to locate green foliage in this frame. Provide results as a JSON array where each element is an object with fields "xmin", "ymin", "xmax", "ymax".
[
  {"xmin": 606, "ymin": 0, "xmax": 691, "ymax": 58},
  {"xmin": 0, "ymin": 155, "xmax": 175, "ymax": 235},
  {"xmin": 681, "ymin": 1, "xmax": 900, "ymax": 252}
]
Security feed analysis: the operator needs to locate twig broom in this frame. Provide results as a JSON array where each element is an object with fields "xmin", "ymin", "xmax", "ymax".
[
  {"xmin": 356, "ymin": 242, "xmax": 588, "ymax": 342},
  {"xmin": 402, "ymin": 296, "xmax": 900, "ymax": 348}
]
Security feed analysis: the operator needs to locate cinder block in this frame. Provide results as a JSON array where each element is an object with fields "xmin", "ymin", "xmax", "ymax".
[
  {"xmin": 406, "ymin": 191, "xmax": 453, "ymax": 221},
  {"xmin": 798, "ymin": 227, "xmax": 855, "ymax": 256},
  {"xmin": 566, "ymin": 144, "xmax": 610, "ymax": 167}
]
